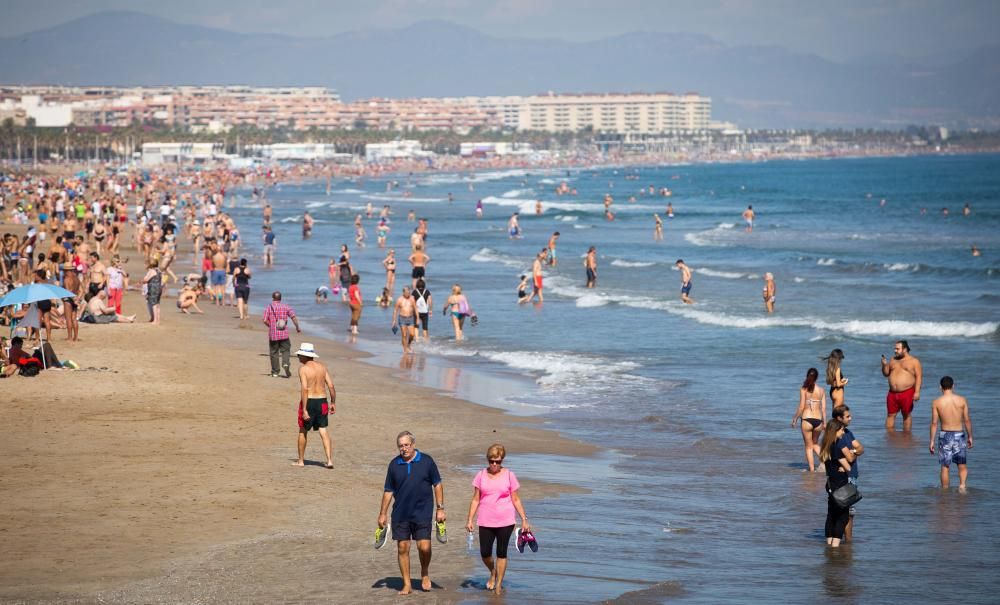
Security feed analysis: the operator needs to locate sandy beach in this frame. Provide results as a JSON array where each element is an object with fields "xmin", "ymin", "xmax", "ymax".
[{"xmin": 0, "ymin": 238, "xmax": 593, "ymax": 603}]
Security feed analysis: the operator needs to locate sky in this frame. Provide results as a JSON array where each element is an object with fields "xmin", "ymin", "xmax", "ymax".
[{"xmin": 2, "ymin": 0, "xmax": 998, "ymax": 62}]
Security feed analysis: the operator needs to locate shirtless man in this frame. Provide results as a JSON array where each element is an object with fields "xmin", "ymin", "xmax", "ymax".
[
  {"xmin": 675, "ymin": 259, "xmax": 694, "ymax": 304},
  {"xmin": 742, "ymin": 205, "xmax": 755, "ymax": 233},
  {"xmin": 929, "ymin": 376, "xmax": 973, "ymax": 491},
  {"xmin": 211, "ymin": 246, "xmax": 227, "ymax": 305},
  {"xmin": 547, "ymin": 232, "xmax": 560, "ymax": 266},
  {"xmin": 392, "ymin": 287, "xmax": 418, "ymax": 354},
  {"xmin": 585, "ymin": 246, "xmax": 597, "ymax": 288},
  {"xmin": 508, "ymin": 212, "xmax": 521, "ymax": 239},
  {"xmin": 408, "ymin": 245, "xmax": 429, "ymax": 288},
  {"xmin": 87, "ymin": 252, "xmax": 107, "ymax": 296},
  {"xmin": 762, "ymin": 272, "xmax": 776, "ymax": 313},
  {"xmin": 531, "ymin": 250, "xmax": 545, "ymax": 302},
  {"xmin": 294, "ymin": 343, "xmax": 336, "ymax": 469},
  {"xmin": 881, "ymin": 340, "xmax": 923, "ymax": 431},
  {"xmin": 263, "ymin": 203, "xmax": 272, "ymax": 226}
]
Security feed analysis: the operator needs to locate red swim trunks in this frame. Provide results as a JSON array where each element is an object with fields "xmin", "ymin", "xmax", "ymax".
[
  {"xmin": 886, "ymin": 387, "xmax": 915, "ymax": 416},
  {"xmin": 534, "ymin": 275, "xmax": 543, "ymax": 290}
]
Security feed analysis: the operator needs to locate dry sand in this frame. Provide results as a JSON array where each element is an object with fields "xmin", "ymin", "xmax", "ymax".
[{"xmin": 0, "ymin": 237, "xmax": 594, "ymax": 603}]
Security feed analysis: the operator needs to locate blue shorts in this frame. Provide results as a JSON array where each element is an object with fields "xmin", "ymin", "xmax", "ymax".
[
  {"xmin": 937, "ymin": 431, "xmax": 968, "ymax": 467},
  {"xmin": 681, "ymin": 281, "xmax": 692, "ymax": 295},
  {"xmin": 210, "ymin": 270, "xmax": 226, "ymax": 286},
  {"xmin": 392, "ymin": 519, "xmax": 432, "ymax": 542}
]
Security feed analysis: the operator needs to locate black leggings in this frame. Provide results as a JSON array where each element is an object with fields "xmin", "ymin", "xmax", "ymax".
[
  {"xmin": 479, "ymin": 524, "xmax": 516, "ymax": 559},
  {"xmin": 825, "ymin": 495, "xmax": 850, "ymax": 539}
]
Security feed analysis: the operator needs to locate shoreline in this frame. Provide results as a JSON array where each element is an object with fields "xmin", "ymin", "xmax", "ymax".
[{"xmin": 0, "ymin": 232, "xmax": 595, "ymax": 603}]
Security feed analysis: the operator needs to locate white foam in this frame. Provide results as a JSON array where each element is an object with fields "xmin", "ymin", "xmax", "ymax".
[
  {"xmin": 816, "ymin": 258, "xmax": 838, "ymax": 266},
  {"xmin": 335, "ymin": 188, "xmax": 365, "ymax": 194},
  {"xmin": 556, "ymin": 215, "xmax": 579, "ymax": 222},
  {"xmin": 627, "ymin": 302, "xmax": 999, "ymax": 338},
  {"xmin": 575, "ymin": 293, "xmax": 612, "ymax": 307},
  {"xmin": 684, "ymin": 222, "xmax": 737, "ymax": 247},
  {"xmin": 695, "ymin": 267, "xmax": 749, "ymax": 279},
  {"xmin": 469, "ymin": 247, "xmax": 527, "ymax": 269},
  {"xmin": 611, "ymin": 259, "xmax": 656, "ymax": 268},
  {"xmin": 793, "ymin": 277, "xmax": 806, "ymax": 283},
  {"xmin": 501, "ymin": 188, "xmax": 534, "ymax": 198},
  {"xmin": 305, "ymin": 201, "xmax": 328, "ymax": 209},
  {"xmin": 280, "ymin": 215, "xmax": 301, "ymax": 223},
  {"xmin": 480, "ymin": 350, "xmax": 638, "ymax": 386},
  {"xmin": 883, "ymin": 263, "xmax": 916, "ymax": 272},
  {"xmin": 573, "ymin": 224, "xmax": 592, "ymax": 229},
  {"xmin": 361, "ymin": 193, "xmax": 447, "ymax": 203}
]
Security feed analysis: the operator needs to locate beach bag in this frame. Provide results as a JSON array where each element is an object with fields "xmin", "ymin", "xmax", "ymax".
[
  {"xmin": 457, "ymin": 297, "xmax": 469, "ymax": 315},
  {"xmin": 832, "ymin": 483, "xmax": 862, "ymax": 508},
  {"xmin": 18, "ymin": 356, "xmax": 42, "ymax": 377},
  {"xmin": 415, "ymin": 290, "xmax": 429, "ymax": 314}
]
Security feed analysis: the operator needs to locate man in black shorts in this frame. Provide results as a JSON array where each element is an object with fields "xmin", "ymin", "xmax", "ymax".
[
  {"xmin": 377, "ymin": 431, "xmax": 446, "ymax": 595},
  {"xmin": 294, "ymin": 343, "xmax": 336, "ymax": 469}
]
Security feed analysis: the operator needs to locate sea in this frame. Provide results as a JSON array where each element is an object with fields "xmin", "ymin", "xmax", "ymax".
[{"xmin": 227, "ymin": 154, "xmax": 1000, "ymax": 604}]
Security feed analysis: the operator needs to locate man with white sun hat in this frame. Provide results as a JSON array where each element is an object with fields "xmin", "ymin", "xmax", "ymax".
[{"xmin": 293, "ymin": 342, "xmax": 337, "ymax": 469}]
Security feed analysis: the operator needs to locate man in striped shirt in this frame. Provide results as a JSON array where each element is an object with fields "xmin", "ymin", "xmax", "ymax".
[{"xmin": 262, "ymin": 290, "xmax": 301, "ymax": 377}]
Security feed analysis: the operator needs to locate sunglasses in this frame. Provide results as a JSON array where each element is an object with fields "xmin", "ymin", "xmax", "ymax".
[{"xmin": 488, "ymin": 459, "xmax": 503, "ymax": 465}]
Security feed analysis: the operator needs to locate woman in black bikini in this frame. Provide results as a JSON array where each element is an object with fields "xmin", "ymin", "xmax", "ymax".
[
  {"xmin": 792, "ymin": 367, "xmax": 826, "ymax": 472},
  {"xmin": 823, "ymin": 348, "xmax": 848, "ymax": 407}
]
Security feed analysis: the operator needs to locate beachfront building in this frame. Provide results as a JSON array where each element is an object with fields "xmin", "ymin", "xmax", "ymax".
[
  {"xmin": 459, "ymin": 141, "xmax": 535, "ymax": 157},
  {"xmin": 365, "ymin": 140, "xmax": 434, "ymax": 163},
  {"xmin": 141, "ymin": 142, "xmax": 229, "ymax": 165},
  {"xmin": 513, "ymin": 92, "xmax": 711, "ymax": 134},
  {"xmin": 250, "ymin": 143, "xmax": 353, "ymax": 162}
]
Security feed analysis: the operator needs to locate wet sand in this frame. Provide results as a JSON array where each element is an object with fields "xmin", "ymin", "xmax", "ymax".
[{"xmin": 0, "ymin": 239, "xmax": 593, "ymax": 603}]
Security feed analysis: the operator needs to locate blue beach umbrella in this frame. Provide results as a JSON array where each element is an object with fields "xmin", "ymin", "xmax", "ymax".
[
  {"xmin": 0, "ymin": 283, "xmax": 77, "ymax": 308},
  {"xmin": 0, "ymin": 283, "xmax": 78, "ymax": 370}
]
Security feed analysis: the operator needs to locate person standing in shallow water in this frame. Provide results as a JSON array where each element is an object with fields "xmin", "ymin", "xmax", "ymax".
[
  {"xmin": 820, "ymin": 419, "xmax": 856, "ymax": 548},
  {"xmin": 929, "ymin": 376, "xmax": 973, "ymax": 491},
  {"xmin": 792, "ymin": 368, "xmax": 826, "ymax": 472},
  {"xmin": 881, "ymin": 340, "xmax": 922, "ymax": 431},
  {"xmin": 824, "ymin": 349, "xmax": 848, "ymax": 407}
]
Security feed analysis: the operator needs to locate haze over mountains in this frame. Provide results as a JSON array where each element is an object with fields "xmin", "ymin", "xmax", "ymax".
[{"xmin": 1, "ymin": 10, "xmax": 997, "ymax": 129}]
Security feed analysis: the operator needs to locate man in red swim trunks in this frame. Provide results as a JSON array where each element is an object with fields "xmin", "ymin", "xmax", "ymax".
[
  {"xmin": 530, "ymin": 249, "xmax": 545, "ymax": 303},
  {"xmin": 881, "ymin": 340, "xmax": 923, "ymax": 431}
]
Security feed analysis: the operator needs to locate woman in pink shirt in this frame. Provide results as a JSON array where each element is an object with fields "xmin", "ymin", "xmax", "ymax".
[{"xmin": 465, "ymin": 443, "xmax": 531, "ymax": 595}]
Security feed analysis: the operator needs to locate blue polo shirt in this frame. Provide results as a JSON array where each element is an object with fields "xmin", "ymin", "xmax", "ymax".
[
  {"xmin": 836, "ymin": 428, "xmax": 859, "ymax": 479},
  {"xmin": 384, "ymin": 450, "xmax": 442, "ymax": 524}
]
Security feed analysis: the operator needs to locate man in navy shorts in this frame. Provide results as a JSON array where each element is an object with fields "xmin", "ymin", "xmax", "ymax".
[{"xmin": 377, "ymin": 431, "xmax": 446, "ymax": 595}]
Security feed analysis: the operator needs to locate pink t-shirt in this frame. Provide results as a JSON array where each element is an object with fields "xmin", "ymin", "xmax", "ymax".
[{"xmin": 472, "ymin": 468, "xmax": 520, "ymax": 528}]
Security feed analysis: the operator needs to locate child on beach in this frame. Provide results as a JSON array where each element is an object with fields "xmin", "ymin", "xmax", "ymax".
[
  {"xmin": 376, "ymin": 288, "xmax": 393, "ymax": 308},
  {"xmin": 517, "ymin": 275, "xmax": 530, "ymax": 304}
]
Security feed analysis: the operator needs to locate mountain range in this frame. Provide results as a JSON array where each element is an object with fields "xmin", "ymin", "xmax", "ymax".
[{"xmin": 1, "ymin": 10, "xmax": 997, "ymax": 129}]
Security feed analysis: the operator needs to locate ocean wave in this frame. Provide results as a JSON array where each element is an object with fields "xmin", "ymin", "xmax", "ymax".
[
  {"xmin": 683, "ymin": 222, "xmax": 737, "ymax": 247},
  {"xmin": 611, "ymin": 259, "xmax": 656, "ymax": 268},
  {"xmin": 361, "ymin": 193, "xmax": 447, "ymax": 203},
  {"xmin": 816, "ymin": 258, "xmax": 838, "ymax": 266},
  {"xmin": 575, "ymin": 293, "xmax": 612, "ymax": 307},
  {"xmin": 501, "ymin": 188, "xmax": 534, "ymax": 198},
  {"xmin": 573, "ymin": 224, "xmax": 592, "ymax": 229},
  {"xmin": 883, "ymin": 263, "xmax": 917, "ymax": 272},
  {"xmin": 556, "ymin": 215, "xmax": 579, "ymax": 222},
  {"xmin": 469, "ymin": 247, "xmax": 527, "ymax": 269},
  {"xmin": 305, "ymin": 201, "xmax": 329, "ymax": 209},
  {"xmin": 480, "ymin": 350, "xmax": 639, "ymax": 386},
  {"xmin": 695, "ymin": 267, "xmax": 755, "ymax": 279},
  {"xmin": 335, "ymin": 188, "xmax": 365, "ymax": 194},
  {"xmin": 626, "ymin": 302, "xmax": 999, "ymax": 338}
]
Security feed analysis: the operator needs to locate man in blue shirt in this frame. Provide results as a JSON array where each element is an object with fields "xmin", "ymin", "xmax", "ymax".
[
  {"xmin": 833, "ymin": 405, "xmax": 864, "ymax": 542},
  {"xmin": 377, "ymin": 431, "xmax": 446, "ymax": 595}
]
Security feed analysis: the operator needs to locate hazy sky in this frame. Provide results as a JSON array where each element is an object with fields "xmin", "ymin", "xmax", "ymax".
[{"xmin": 2, "ymin": 0, "xmax": 997, "ymax": 61}]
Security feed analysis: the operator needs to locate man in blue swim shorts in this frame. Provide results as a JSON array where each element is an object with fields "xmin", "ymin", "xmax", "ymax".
[{"xmin": 929, "ymin": 376, "xmax": 974, "ymax": 491}]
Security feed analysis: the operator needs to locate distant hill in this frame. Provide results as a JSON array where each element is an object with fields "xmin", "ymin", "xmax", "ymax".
[{"xmin": 1, "ymin": 10, "xmax": 997, "ymax": 129}]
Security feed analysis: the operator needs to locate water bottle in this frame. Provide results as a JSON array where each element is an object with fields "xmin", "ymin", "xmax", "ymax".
[{"xmin": 466, "ymin": 530, "xmax": 475, "ymax": 554}]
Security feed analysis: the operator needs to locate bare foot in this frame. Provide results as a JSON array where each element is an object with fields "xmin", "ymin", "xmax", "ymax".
[
  {"xmin": 421, "ymin": 577, "xmax": 431, "ymax": 592},
  {"xmin": 398, "ymin": 585, "xmax": 412, "ymax": 596},
  {"xmin": 486, "ymin": 575, "xmax": 495, "ymax": 591},
  {"xmin": 324, "ymin": 462, "xmax": 333, "ymax": 469},
  {"xmin": 291, "ymin": 461, "xmax": 304, "ymax": 467}
]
